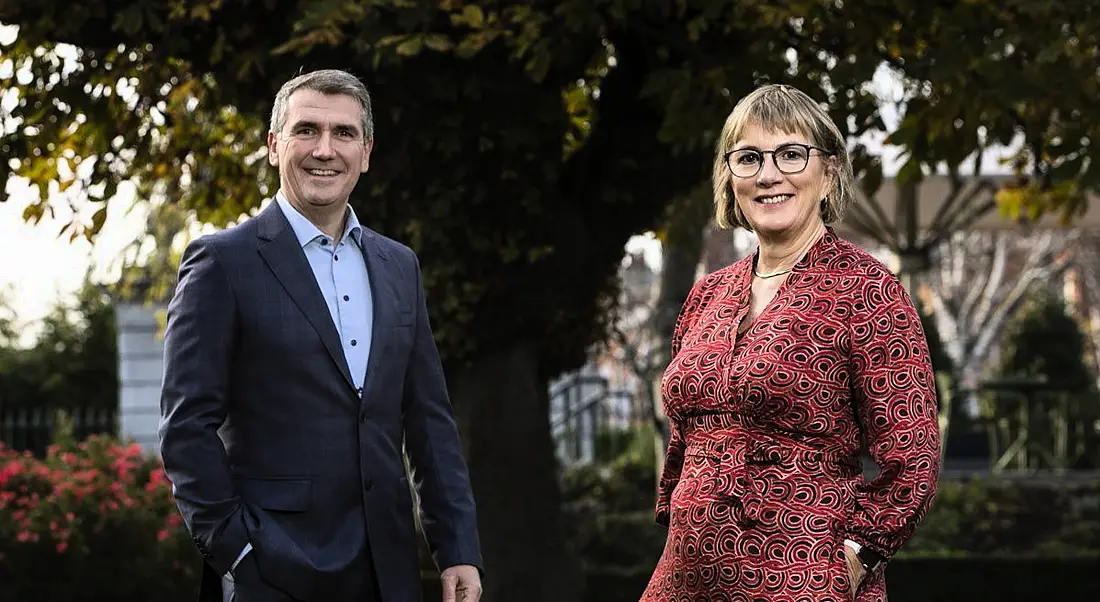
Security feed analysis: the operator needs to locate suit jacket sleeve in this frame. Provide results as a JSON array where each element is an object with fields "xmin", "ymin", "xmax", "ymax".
[
  {"xmin": 655, "ymin": 275, "xmax": 710, "ymax": 527},
  {"xmin": 401, "ymin": 253, "xmax": 483, "ymax": 573},
  {"xmin": 158, "ymin": 237, "xmax": 249, "ymax": 576},
  {"xmin": 844, "ymin": 273, "xmax": 941, "ymax": 560}
]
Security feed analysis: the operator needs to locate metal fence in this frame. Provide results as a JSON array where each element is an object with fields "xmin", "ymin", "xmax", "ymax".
[
  {"xmin": 0, "ymin": 404, "xmax": 118, "ymax": 457},
  {"xmin": 550, "ymin": 370, "xmax": 648, "ymax": 466}
]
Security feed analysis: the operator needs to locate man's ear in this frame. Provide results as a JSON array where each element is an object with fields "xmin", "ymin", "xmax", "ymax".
[{"xmin": 267, "ymin": 131, "xmax": 279, "ymax": 167}]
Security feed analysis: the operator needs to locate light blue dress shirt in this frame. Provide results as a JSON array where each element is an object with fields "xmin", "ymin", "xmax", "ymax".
[
  {"xmin": 274, "ymin": 193, "xmax": 374, "ymax": 389},
  {"xmin": 228, "ymin": 193, "xmax": 374, "ymax": 576}
]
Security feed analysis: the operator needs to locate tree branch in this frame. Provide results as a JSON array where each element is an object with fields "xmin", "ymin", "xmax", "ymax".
[{"xmin": 967, "ymin": 233, "xmax": 1008, "ymax": 336}]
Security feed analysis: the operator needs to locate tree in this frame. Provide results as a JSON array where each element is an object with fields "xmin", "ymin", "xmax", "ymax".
[
  {"xmin": 600, "ymin": 245, "xmax": 667, "ymax": 479},
  {"xmin": 919, "ymin": 228, "xmax": 1076, "ymax": 401},
  {"xmin": 0, "ymin": 286, "xmax": 19, "ymax": 347},
  {"xmin": 835, "ymin": 1, "xmax": 1100, "ymax": 288},
  {"xmin": 1066, "ymin": 233, "xmax": 1100, "ymax": 387},
  {"xmin": 112, "ymin": 201, "xmax": 192, "ymax": 305},
  {"xmin": 918, "ymin": 229, "xmax": 1079, "ymax": 468},
  {"xmin": 0, "ymin": 278, "xmax": 118, "ymax": 412},
  {"xmin": 999, "ymin": 292, "xmax": 1094, "ymax": 392},
  {"xmin": 619, "ymin": 184, "xmax": 714, "ymax": 474},
  {"xmin": 0, "ymin": 3, "xmax": 894, "ymax": 598},
  {"xmin": 993, "ymin": 291, "xmax": 1099, "ymax": 469}
]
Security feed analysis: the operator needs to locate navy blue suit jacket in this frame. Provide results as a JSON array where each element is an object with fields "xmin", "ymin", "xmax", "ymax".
[{"xmin": 159, "ymin": 200, "xmax": 482, "ymax": 602}]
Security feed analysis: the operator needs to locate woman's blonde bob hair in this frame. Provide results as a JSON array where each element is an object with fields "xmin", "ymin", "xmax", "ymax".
[{"xmin": 712, "ymin": 84, "xmax": 855, "ymax": 231}]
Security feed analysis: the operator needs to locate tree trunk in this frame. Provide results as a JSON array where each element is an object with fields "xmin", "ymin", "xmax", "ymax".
[
  {"xmin": 651, "ymin": 189, "xmax": 714, "ymax": 478},
  {"xmin": 449, "ymin": 341, "xmax": 583, "ymax": 602}
]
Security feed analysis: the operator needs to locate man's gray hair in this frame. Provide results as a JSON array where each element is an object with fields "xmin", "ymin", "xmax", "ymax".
[{"xmin": 269, "ymin": 69, "xmax": 374, "ymax": 141}]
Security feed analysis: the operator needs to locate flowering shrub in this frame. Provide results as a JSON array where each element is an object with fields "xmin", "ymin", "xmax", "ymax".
[{"xmin": 0, "ymin": 437, "xmax": 200, "ymax": 602}]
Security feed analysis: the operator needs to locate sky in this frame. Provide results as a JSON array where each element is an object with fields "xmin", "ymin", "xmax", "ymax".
[
  {"xmin": 0, "ymin": 39, "xmax": 1016, "ymax": 343},
  {"xmin": 0, "ymin": 178, "xmax": 146, "ymax": 324}
]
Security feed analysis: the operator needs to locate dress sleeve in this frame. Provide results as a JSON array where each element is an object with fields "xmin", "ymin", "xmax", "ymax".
[
  {"xmin": 655, "ymin": 276, "xmax": 709, "ymax": 526},
  {"xmin": 655, "ymin": 421, "xmax": 685, "ymax": 527},
  {"xmin": 843, "ymin": 272, "xmax": 941, "ymax": 559}
]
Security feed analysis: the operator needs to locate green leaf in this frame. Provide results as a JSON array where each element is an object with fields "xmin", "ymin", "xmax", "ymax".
[
  {"xmin": 395, "ymin": 36, "xmax": 423, "ymax": 57},
  {"xmin": 896, "ymin": 160, "xmax": 924, "ymax": 186},
  {"xmin": 463, "ymin": 5, "xmax": 485, "ymax": 28},
  {"xmin": 423, "ymin": 34, "xmax": 453, "ymax": 53}
]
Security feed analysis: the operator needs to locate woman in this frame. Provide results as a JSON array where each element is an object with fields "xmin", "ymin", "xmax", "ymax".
[{"xmin": 641, "ymin": 84, "xmax": 940, "ymax": 602}]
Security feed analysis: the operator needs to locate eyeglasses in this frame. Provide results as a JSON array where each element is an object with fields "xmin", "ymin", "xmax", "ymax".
[{"xmin": 724, "ymin": 143, "xmax": 832, "ymax": 178}]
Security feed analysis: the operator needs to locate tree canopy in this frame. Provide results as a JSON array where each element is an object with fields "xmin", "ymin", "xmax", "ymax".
[
  {"xmin": 871, "ymin": 0, "xmax": 1100, "ymax": 222},
  {"xmin": 0, "ymin": 0, "xmax": 895, "ymax": 374}
]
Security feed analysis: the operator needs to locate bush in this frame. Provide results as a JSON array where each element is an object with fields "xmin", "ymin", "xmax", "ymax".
[
  {"xmin": 0, "ymin": 436, "xmax": 199, "ymax": 602},
  {"xmin": 901, "ymin": 477, "xmax": 1100, "ymax": 558},
  {"xmin": 561, "ymin": 425, "xmax": 666, "ymax": 569},
  {"xmin": 989, "ymin": 291, "xmax": 1100, "ymax": 469}
]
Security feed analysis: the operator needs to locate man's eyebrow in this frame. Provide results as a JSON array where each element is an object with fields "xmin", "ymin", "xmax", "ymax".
[
  {"xmin": 288, "ymin": 119, "xmax": 318, "ymax": 130},
  {"xmin": 289, "ymin": 120, "xmax": 361, "ymax": 134}
]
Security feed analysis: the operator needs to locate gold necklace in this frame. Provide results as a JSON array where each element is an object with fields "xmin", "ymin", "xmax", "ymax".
[
  {"xmin": 753, "ymin": 266, "xmax": 793, "ymax": 279},
  {"xmin": 753, "ymin": 228, "xmax": 825, "ymax": 279},
  {"xmin": 752, "ymin": 255, "xmax": 794, "ymax": 279}
]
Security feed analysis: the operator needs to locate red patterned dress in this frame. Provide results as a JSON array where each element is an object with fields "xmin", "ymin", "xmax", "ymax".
[{"xmin": 641, "ymin": 229, "xmax": 940, "ymax": 602}]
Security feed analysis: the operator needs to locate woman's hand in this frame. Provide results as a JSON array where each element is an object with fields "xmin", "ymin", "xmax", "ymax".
[{"xmin": 842, "ymin": 545, "xmax": 867, "ymax": 598}]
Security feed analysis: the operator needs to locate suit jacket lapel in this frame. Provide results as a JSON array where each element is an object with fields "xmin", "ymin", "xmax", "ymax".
[
  {"xmin": 358, "ymin": 229, "xmax": 395, "ymax": 399},
  {"xmin": 255, "ymin": 202, "xmax": 356, "ymax": 390}
]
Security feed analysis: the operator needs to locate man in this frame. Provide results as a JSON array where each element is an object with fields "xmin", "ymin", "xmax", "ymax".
[{"xmin": 159, "ymin": 69, "xmax": 483, "ymax": 602}]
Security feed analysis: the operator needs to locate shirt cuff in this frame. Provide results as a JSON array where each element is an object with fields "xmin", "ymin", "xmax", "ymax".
[{"xmin": 228, "ymin": 543, "xmax": 253, "ymax": 575}]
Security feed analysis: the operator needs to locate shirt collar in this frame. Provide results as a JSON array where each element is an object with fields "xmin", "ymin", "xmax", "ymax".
[{"xmin": 275, "ymin": 191, "xmax": 363, "ymax": 248}]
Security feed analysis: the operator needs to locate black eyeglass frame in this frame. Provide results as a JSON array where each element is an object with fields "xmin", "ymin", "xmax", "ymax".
[{"xmin": 723, "ymin": 143, "xmax": 835, "ymax": 179}]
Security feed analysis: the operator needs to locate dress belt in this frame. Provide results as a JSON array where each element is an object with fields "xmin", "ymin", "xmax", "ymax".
[{"xmin": 683, "ymin": 424, "xmax": 859, "ymax": 528}]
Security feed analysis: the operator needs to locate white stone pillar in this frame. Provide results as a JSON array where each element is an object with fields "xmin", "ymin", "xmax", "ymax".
[{"xmin": 116, "ymin": 303, "xmax": 166, "ymax": 455}]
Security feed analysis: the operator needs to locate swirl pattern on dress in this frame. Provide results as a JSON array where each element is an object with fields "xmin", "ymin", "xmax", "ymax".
[{"xmin": 643, "ymin": 229, "xmax": 940, "ymax": 602}]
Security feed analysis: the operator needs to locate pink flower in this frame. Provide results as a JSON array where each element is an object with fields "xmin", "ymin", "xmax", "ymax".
[
  {"xmin": 148, "ymin": 469, "xmax": 167, "ymax": 487},
  {"xmin": 0, "ymin": 460, "xmax": 23, "ymax": 487}
]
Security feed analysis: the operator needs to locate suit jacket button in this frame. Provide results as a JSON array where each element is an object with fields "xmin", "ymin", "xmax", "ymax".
[{"xmin": 364, "ymin": 480, "xmax": 374, "ymax": 491}]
